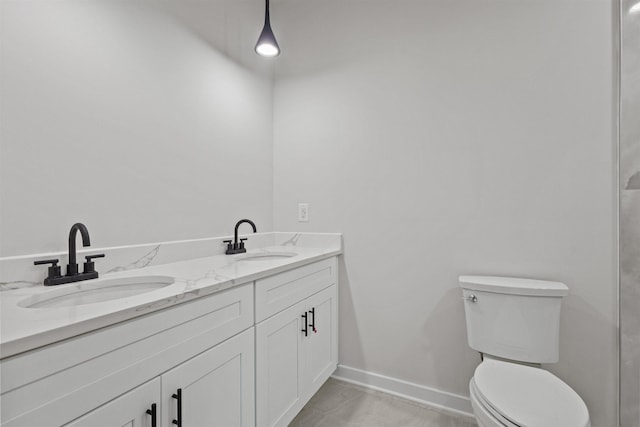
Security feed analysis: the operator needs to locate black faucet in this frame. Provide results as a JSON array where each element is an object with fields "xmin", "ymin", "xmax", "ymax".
[
  {"xmin": 67, "ymin": 223, "xmax": 90, "ymax": 276},
  {"xmin": 34, "ymin": 223, "xmax": 105, "ymax": 286},
  {"xmin": 224, "ymin": 219, "xmax": 257, "ymax": 255}
]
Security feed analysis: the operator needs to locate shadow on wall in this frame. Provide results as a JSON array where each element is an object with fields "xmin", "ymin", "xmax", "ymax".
[
  {"xmin": 161, "ymin": 0, "xmax": 273, "ymax": 75},
  {"xmin": 419, "ymin": 287, "xmax": 481, "ymax": 397},
  {"xmin": 548, "ymin": 294, "xmax": 617, "ymax": 427},
  {"xmin": 337, "ymin": 248, "xmax": 367, "ymax": 369}
]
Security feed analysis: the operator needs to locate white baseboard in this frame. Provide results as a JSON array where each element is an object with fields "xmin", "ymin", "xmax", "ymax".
[{"xmin": 332, "ymin": 365, "xmax": 476, "ymax": 423}]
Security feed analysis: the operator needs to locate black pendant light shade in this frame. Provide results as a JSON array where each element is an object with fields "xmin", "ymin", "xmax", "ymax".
[{"xmin": 255, "ymin": 0, "xmax": 280, "ymax": 57}]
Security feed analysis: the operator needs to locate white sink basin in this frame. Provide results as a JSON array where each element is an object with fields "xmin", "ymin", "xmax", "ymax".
[
  {"xmin": 19, "ymin": 276, "xmax": 176, "ymax": 309},
  {"xmin": 236, "ymin": 252, "xmax": 297, "ymax": 262}
]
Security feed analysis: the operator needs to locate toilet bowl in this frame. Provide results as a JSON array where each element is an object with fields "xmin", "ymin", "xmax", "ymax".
[
  {"xmin": 459, "ymin": 276, "xmax": 591, "ymax": 427},
  {"xmin": 468, "ymin": 357, "xmax": 589, "ymax": 427}
]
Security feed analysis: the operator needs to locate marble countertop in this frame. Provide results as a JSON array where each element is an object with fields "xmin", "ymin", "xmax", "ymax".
[{"xmin": 0, "ymin": 243, "xmax": 341, "ymax": 359}]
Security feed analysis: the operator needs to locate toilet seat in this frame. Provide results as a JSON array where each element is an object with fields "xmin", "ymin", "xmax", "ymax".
[
  {"xmin": 471, "ymin": 357, "xmax": 590, "ymax": 427},
  {"xmin": 470, "ymin": 378, "xmax": 519, "ymax": 427}
]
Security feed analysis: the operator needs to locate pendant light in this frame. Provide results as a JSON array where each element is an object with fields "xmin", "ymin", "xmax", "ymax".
[{"xmin": 255, "ymin": 0, "xmax": 280, "ymax": 57}]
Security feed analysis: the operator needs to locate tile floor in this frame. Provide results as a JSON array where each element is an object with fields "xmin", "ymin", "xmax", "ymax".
[{"xmin": 289, "ymin": 378, "xmax": 478, "ymax": 427}]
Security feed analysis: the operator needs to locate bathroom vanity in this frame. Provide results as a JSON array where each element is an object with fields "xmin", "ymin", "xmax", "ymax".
[{"xmin": 0, "ymin": 234, "xmax": 340, "ymax": 427}]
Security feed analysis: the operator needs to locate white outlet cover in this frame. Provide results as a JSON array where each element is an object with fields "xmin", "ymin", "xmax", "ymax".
[{"xmin": 298, "ymin": 203, "xmax": 309, "ymax": 222}]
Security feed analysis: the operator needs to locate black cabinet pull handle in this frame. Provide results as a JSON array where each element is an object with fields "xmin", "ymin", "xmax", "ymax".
[
  {"xmin": 146, "ymin": 403, "xmax": 157, "ymax": 427},
  {"xmin": 301, "ymin": 312, "xmax": 308, "ymax": 336},
  {"xmin": 309, "ymin": 307, "xmax": 317, "ymax": 333},
  {"xmin": 172, "ymin": 388, "xmax": 182, "ymax": 426}
]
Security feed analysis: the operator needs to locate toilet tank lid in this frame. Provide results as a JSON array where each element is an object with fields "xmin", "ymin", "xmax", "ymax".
[{"xmin": 459, "ymin": 275, "xmax": 569, "ymax": 297}]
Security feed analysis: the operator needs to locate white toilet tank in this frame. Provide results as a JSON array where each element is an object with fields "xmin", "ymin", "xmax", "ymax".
[{"xmin": 459, "ymin": 276, "xmax": 569, "ymax": 364}]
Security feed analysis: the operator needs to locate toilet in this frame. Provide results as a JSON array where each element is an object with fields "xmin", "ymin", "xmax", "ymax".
[{"xmin": 459, "ymin": 275, "xmax": 590, "ymax": 427}]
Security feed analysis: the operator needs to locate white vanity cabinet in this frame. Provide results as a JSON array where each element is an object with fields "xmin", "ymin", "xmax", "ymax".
[
  {"xmin": 1, "ymin": 255, "xmax": 339, "ymax": 427},
  {"xmin": 1, "ymin": 283, "xmax": 254, "ymax": 427},
  {"xmin": 255, "ymin": 257, "xmax": 338, "ymax": 427}
]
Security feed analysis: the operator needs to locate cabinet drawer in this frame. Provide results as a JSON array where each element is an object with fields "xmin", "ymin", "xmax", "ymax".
[
  {"xmin": 255, "ymin": 257, "xmax": 336, "ymax": 322},
  {"xmin": 1, "ymin": 283, "xmax": 253, "ymax": 427},
  {"xmin": 64, "ymin": 378, "xmax": 161, "ymax": 427}
]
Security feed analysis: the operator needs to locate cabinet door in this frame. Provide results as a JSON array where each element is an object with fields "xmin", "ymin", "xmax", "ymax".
[
  {"xmin": 64, "ymin": 378, "xmax": 160, "ymax": 427},
  {"xmin": 161, "ymin": 328, "xmax": 255, "ymax": 427},
  {"xmin": 255, "ymin": 300, "xmax": 307, "ymax": 427},
  {"xmin": 304, "ymin": 284, "xmax": 338, "ymax": 399}
]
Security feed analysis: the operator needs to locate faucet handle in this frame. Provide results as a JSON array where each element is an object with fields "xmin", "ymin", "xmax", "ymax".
[
  {"xmin": 239, "ymin": 238, "xmax": 248, "ymax": 250},
  {"xmin": 34, "ymin": 259, "xmax": 62, "ymax": 285},
  {"xmin": 83, "ymin": 254, "xmax": 105, "ymax": 274},
  {"xmin": 34, "ymin": 258, "xmax": 60, "ymax": 266},
  {"xmin": 223, "ymin": 240, "xmax": 234, "ymax": 250}
]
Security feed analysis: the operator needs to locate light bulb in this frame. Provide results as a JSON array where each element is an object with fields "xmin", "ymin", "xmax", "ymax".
[{"xmin": 256, "ymin": 43, "xmax": 279, "ymax": 57}]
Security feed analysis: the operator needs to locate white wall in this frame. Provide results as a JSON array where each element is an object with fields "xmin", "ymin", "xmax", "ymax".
[
  {"xmin": 273, "ymin": 0, "xmax": 618, "ymax": 425},
  {"xmin": 1, "ymin": 0, "xmax": 619, "ymax": 424},
  {"xmin": 0, "ymin": 0, "xmax": 274, "ymax": 256}
]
